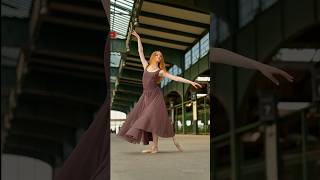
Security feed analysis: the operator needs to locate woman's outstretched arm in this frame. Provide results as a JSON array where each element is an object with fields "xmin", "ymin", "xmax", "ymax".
[
  {"xmin": 131, "ymin": 31, "xmax": 148, "ymax": 70},
  {"xmin": 159, "ymin": 70, "xmax": 202, "ymax": 89},
  {"xmin": 210, "ymin": 48, "xmax": 294, "ymax": 85}
]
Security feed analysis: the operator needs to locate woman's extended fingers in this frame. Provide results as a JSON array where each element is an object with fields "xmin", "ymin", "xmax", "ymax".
[
  {"xmin": 196, "ymin": 82, "xmax": 202, "ymax": 88},
  {"xmin": 260, "ymin": 65, "xmax": 294, "ymax": 85},
  {"xmin": 192, "ymin": 82, "xmax": 202, "ymax": 89},
  {"xmin": 267, "ymin": 74, "xmax": 280, "ymax": 86},
  {"xmin": 277, "ymin": 68, "xmax": 294, "ymax": 82},
  {"xmin": 191, "ymin": 83, "xmax": 197, "ymax": 89}
]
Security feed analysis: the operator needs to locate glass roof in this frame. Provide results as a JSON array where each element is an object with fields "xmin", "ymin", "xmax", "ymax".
[
  {"xmin": 1, "ymin": 0, "xmax": 33, "ymax": 18},
  {"xmin": 110, "ymin": 0, "xmax": 135, "ymax": 39}
]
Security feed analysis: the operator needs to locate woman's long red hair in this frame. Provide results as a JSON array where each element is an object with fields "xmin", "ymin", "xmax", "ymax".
[{"xmin": 148, "ymin": 51, "xmax": 166, "ymax": 84}]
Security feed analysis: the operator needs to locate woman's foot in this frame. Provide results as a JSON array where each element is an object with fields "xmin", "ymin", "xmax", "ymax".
[
  {"xmin": 150, "ymin": 145, "xmax": 158, "ymax": 154},
  {"xmin": 174, "ymin": 142, "xmax": 183, "ymax": 152},
  {"xmin": 141, "ymin": 145, "xmax": 154, "ymax": 153}
]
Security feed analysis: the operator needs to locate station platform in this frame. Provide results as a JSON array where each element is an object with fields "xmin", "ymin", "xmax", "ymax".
[{"xmin": 111, "ymin": 134, "xmax": 210, "ymax": 180}]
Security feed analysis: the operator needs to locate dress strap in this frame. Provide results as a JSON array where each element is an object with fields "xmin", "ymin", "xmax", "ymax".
[
  {"xmin": 155, "ymin": 69, "xmax": 161, "ymax": 76},
  {"xmin": 144, "ymin": 63, "xmax": 149, "ymax": 72}
]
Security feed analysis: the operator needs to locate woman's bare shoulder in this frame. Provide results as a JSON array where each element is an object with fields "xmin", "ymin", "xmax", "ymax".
[{"xmin": 159, "ymin": 69, "xmax": 165, "ymax": 76}]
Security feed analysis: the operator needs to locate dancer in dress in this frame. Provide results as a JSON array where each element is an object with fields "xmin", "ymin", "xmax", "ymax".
[{"xmin": 117, "ymin": 31, "xmax": 202, "ymax": 153}]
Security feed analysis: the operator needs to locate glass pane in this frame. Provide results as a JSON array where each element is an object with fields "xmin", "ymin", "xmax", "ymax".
[
  {"xmin": 110, "ymin": 52, "xmax": 121, "ymax": 67},
  {"xmin": 192, "ymin": 42, "xmax": 200, "ymax": 64},
  {"xmin": 185, "ymin": 50, "xmax": 191, "ymax": 69},
  {"xmin": 200, "ymin": 33, "xmax": 209, "ymax": 58}
]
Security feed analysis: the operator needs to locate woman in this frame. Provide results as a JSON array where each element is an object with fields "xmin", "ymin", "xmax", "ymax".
[{"xmin": 116, "ymin": 31, "xmax": 202, "ymax": 153}]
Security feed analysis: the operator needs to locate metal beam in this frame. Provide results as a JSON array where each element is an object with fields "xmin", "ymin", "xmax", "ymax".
[
  {"xmin": 43, "ymin": 16, "xmax": 105, "ymax": 31},
  {"xmin": 116, "ymin": 89, "xmax": 141, "ymax": 95},
  {"xmin": 125, "ymin": 62, "xmax": 143, "ymax": 67},
  {"xmin": 112, "ymin": 97, "xmax": 137, "ymax": 104},
  {"xmin": 4, "ymin": 144, "xmax": 56, "ymax": 166},
  {"xmin": 49, "ymin": 1, "xmax": 105, "ymax": 18},
  {"xmin": 140, "ymin": 11, "xmax": 209, "ymax": 28},
  {"xmin": 139, "ymin": 33, "xmax": 192, "ymax": 47},
  {"xmin": 14, "ymin": 112, "xmax": 75, "ymax": 129},
  {"xmin": 29, "ymin": 65, "xmax": 104, "ymax": 80},
  {"xmin": 112, "ymin": 101, "xmax": 133, "ymax": 107},
  {"xmin": 22, "ymin": 88, "xmax": 101, "ymax": 106},
  {"xmin": 112, "ymin": 102, "xmax": 130, "ymax": 109},
  {"xmin": 114, "ymin": 92, "xmax": 139, "ymax": 100},
  {"xmin": 128, "ymin": 41, "xmax": 184, "ymax": 66},
  {"xmin": 123, "ymin": 66, "xmax": 144, "ymax": 72},
  {"xmin": 138, "ymin": 23, "xmax": 199, "ymax": 38},
  {"xmin": 144, "ymin": 0, "xmax": 212, "ymax": 13},
  {"xmin": 111, "ymin": 106, "xmax": 129, "ymax": 113},
  {"xmin": 29, "ymin": 57, "xmax": 104, "ymax": 73},
  {"xmin": 113, "ymin": 94, "xmax": 139, "ymax": 102},
  {"xmin": 36, "ymin": 22, "xmax": 105, "ymax": 56},
  {"xmin": 21, "ymin": 71, "xmax": 105, "ymax": 102},
  {"xmin": 5, "ymin": 134, "xmax": 63, "ymax": 156},
  {"xmin": 117, "ymin": 84, "xmax": 143, "ymax": 92},
  {"xmin": 33, "ymin": 49, "xmax": 103, "ymax": 64},
  {"xmin": 118, "ymin": 78, "xmax": 142, "ymax": 85}
]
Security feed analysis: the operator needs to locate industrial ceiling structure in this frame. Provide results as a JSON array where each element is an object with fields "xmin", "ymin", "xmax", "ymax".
[
  {"xmin": 2, "ymin": 0, "xmax": 108, "ymax": 165},
  {"xmin": 110, "ymin": 0, "xmax": 210, "ymax": 113}
]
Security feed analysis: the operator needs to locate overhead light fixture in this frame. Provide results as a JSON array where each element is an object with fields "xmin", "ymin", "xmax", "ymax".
[
  {"xmin": 277, "ymin": 102, "xmax": 311, "ymax": 110},
  {"xmin": 196, "ymin": 76, "xmax": 210, "ymax": 82},
  {"xmin": 196, "ymin": 94, "xmax": 207, "ymax": 98},
  {"xmin": 241, "ymin": 132, "xmax": 261, "ymax": 142},
  {"xmin": 273, "ymin": 48, "xmax": 320, "ymax": 62}
]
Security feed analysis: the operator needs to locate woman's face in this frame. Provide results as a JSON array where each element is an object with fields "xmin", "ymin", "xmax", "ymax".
[{"xmin": 155, "ymin": 52, "xmax": 163, "ymax": 63}]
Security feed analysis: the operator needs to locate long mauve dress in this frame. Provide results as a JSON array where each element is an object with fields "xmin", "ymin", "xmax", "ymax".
[{"xmin": 117, "ymin": 68, "xmax": 175, "ymax": 145}]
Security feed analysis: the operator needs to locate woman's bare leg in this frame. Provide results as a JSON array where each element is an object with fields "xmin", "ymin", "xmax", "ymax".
[
  {"xmin": 151, "ymin": 133, "xmax": 159, "ymax": 153},
  {"xmin": 172, "ymin": 136, "xmax": 183, "ymax": 152},
  {"xmin": 142, "ymin": 133, "xmax": 157, "ymax": 153}
]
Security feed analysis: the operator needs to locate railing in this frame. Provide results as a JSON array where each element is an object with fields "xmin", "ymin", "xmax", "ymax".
[
  {"xmin": 167, "ymin": 95, "xmax": 210, "ymax": 135},
  {"xmin": 212, "ymin": 103, "xmax": 320, "ymax": 143}
]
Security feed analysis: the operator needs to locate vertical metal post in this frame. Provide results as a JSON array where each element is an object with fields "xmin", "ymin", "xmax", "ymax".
[
  {"xmin": 170, "ymin": 100, "xmax": 175, "ymax": 132},
  {"xmin": 211, "ymin": 143, "xmax": 217, "ymax": 180},
  {"xmin": 265, "ymin": 124, "xmax": 279, "ymax": 180},
  {"xmin": 301, "ymin": 111, "xmax": 308, "ymax": 180},
  {"xmin": 230, "ymin": 0, "xmax": 240, "ymax": 178},
  {"xmin": 259, "ymin": 92, "xmax": 279, "ymax": 180},
  {"xmin": 204, "ymin": 96, "xmax": 207, "ymax": 134},
  {"xmin": 182, "ymin": 94, "xmax": 185, "ymax": 134},
  {"xmin": 191, "ymin": 91, "xmax": 198, "ymax": 135},
  {"xmin": 230, "ymin": 67, "xmax": 240, "ymax": 180}
]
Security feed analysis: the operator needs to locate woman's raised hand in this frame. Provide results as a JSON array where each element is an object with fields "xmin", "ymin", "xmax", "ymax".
[
  {"xmin": 258, "ymin": 63, "xmax": 294, "ymax": 85},
  {"xmin": 191, "ymin": 82, "xmax": 202, "ymax": 89},
  {"xmin": 131, "ymin": 30, "xmax": 140, "ymax": 39}
]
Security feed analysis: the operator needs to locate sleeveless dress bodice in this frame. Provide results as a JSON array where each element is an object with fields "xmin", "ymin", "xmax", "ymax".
[{"xmin": 142, "ymin": 69, "xmax": 161, "ymax": 91}]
